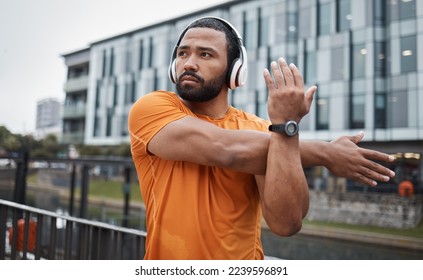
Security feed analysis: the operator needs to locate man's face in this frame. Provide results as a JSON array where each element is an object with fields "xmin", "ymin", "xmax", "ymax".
[{"xmin": 174, "ymin": 28, "xmax": 228, "ymax": 102}]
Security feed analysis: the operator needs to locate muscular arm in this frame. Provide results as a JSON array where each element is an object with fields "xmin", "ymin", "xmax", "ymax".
[
  {"xmin": 149, "ymin": 118, "xmax": 394, "ymax": 185},
  {"xmin": 148, "ymin": 115, "xmax": 269, "ymax": 174},
  {"xmin": 255, "ymin": 59, "xmax": 313, "ymax": 236}
]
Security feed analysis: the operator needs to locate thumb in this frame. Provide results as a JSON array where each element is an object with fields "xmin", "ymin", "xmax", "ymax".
[
  {"xmin": 305, "ymin": 85, "xmax": 317, "ymax": 102},
  {"xmin": 350, "ymin": 131, "xmax": 365, "ymax": 144}
]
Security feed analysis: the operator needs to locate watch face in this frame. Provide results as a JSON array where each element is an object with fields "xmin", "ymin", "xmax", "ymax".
[{"xmin": 285, "ymin": 121, "xmax": 298, "ymax": 136}]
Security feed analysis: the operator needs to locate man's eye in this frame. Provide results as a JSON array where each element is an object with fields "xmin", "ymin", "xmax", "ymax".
[
  {"xmin": 177, "ymin": 51, "xmax": 187, "ymax": 57},
  {"xmin": 201, "ymin": 52, "xmax": 211, "ymax": 58}
]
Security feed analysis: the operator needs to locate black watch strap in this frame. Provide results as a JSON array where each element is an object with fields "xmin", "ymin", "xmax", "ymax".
[{"xmin": 268, "ymin": 121, "xmax": 299, "ymax": 136}]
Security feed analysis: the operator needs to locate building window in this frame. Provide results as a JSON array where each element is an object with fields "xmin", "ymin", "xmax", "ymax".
[
  {"xmin": 299, "ymin": 7, "xmax": 311, "ymax": 38},
  {"xmin": 350, "ymin": 94, "xmax": 365, "ymax": 129},
  {"xmin": 95, "ymin": 81, "xmax": 101, "ymax": 109},
  {"xmin": 388, "ymin": 0, "xmax": 416, "ymax": 22},
  {"xmin": 331, "ymin": 47, "xmax": 344, "ymax": 80},
  {"xmin": 121, "ymin": 115, "xmax": 128, "ymax": 136},
  {"xmin": 399, "ymin": 0, "xmax": 416, "ymax": 20},
  {"xmin": 124, "ymin": 74, "xmax": 137, "ymax": 104},
  {"xmin": 243, "ymin": 13, "xmax": 256, "ymax": 49},
  {"xmin": 352, "ymin": 43, "xmax": 367, "ymax": 79},
  {"xmin": 131, "ymin": 75, "xmax": 137, "ymax": 103},
  {"xmin": 139, "ymin": 39, "xmax": 144, "ymax": 70},
  {"xmin": 375, "ymin": 93, "xmax": 386, "ymax": 129},
  {"xmin": 374, "ymin": 0, "xmax": 385, "ymax": 26},
  {"xmin": 388, "ymin": 91, "xmax": 408, "ymax": 128},
  {"xmin": 148, "ymin": 37, "xmax": 154, "ymax": 68},
  {"xmin": 102, "ymin": 50, "xmax": 107, "ymax": 78},
  {"xmin": 318, "ymin": 2, "xmax": 331, "ymax": 35},
  {"xmin": 316, "ymin": 91, "xmax": 329, "ymax": 130},
  {"xmin": 113, "ymin": 81, "xmax": 118, "ymax": 106},
  {"xmin": 125, "ymin": 50, "xmax": 131, "ymax": 73},
  {"xmin": 400, "ymin": 35, "xmax": 417, "ymax": 73},
  {"xmin": 275, "ymin": 11, "xmax": 286, "ymax": 44},
  {"xmin": 287, "ymin": 12, "xmax": 298, "ymax": 42},
  {"xmin": 374, "ymin": 42, "xmax": 386, "ymax": 77},
  {"xmin": 106, "ymin": 108, "xmax": 113, "ymax": 137},
  {"xmin": 337, "ymin": 0, "xmax": 351, "ymax": 32},
  {"xmin": 93, "ymin": 117, "xmax": 100, "ymax": 137},
  {"xmin": 305, "ymin": 51, "xmax": 317, "ymax": 84},
  {"xmin": 258, "ymin": 10, "xmax": 269, "ymax": 47},
  {"xmin": 109, "ymin": 48, "xmax": 114, "ymax": 76}
]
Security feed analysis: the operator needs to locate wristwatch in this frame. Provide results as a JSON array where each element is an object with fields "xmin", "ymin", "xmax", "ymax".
[{"xmin": 269, "ymin": 120, "xmax": 299, "ymax": 136}]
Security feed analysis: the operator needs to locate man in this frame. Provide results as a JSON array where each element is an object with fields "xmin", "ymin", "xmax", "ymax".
[{"xmin": 128, "ymin": 17, "xmax": 395, "ymax": 260}]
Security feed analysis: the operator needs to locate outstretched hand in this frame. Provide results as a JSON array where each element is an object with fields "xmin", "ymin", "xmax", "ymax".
[
  {"xmin": 263, "ymin": 57, "xmax": 316, "ymax": 124},
  {"xmin": 326, "ymin": 131, "xmax": 395, "ymax": 186}
]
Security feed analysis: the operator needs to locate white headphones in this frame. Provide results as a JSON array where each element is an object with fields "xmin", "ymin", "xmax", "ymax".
[{"xmin": 168, "ymin": 16, "xmax": 248, "ymax": 90}]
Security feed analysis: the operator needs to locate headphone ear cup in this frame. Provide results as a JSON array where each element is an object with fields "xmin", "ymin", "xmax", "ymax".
[
  {"xmin": 228, "ymin": 59, "xmax": 241, "ymax": 90},
  {"xmin": 236, "ymin": 46, "xmax": 248, "ymax": 88},
  {"xmin": 169, "ymin": 59, "xmax": 177, "ymax": 83}
]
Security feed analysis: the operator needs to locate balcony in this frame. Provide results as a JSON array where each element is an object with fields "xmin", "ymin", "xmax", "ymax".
[
  {"xmin": 61, "ymin": 131, "xmax": 85, "ymax": 145},
  {"xmin": 0, "ymin": 199, "xmax": 146, "ymax": 259},
  {"xmin": 64, "ymin": 76, "xmax": 88, "ymax": 93},
  {"xmin": 62, "ymin": 103, "xmax": 86, "ymax": 119}
]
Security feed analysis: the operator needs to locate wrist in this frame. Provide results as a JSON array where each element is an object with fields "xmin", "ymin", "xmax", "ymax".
[{"xmin": 268, "ymin": 120, "xmax": 299, "ymax": 137}]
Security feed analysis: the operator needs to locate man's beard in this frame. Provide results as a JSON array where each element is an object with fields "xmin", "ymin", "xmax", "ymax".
[{"xmin": 176, "ymin": 71, "xmax": 226, "ymax": 102}]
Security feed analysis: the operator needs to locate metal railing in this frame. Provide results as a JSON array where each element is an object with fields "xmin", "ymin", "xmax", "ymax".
[{"xmin": 0, "ymin": 199, "xmax": 146, "ymax": 260}]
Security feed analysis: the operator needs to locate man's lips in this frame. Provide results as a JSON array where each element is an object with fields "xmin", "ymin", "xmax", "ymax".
[{"xmin": 180, "ymin": 75, "xmax": 199, "ymax": 83}]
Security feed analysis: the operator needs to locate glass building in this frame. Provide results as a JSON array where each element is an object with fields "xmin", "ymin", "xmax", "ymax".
[{"xmin": 62, "ymin": 0, "xmax": 423, "ymax": 191}]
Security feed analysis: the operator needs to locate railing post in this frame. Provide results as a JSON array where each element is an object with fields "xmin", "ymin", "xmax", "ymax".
[
  {"xmin": 0, "ymin": 204, "xmax": 7, "ymax": 259},
  {"xmin": 122, "ymin": 167, "xmax": 131, "ymax": 228},
  {"xmin": 69, "ymin": 163, "xmax": 77, "ymax": 216},
  {"xmin": 79, "ymin": 165, "xmax": 89, "ymax": 219},
  {"xmin": 13, "ymin": 147, "xmax": 29, "ymax": 207}
]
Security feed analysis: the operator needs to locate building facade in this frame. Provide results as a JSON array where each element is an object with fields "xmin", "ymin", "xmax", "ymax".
[
  {"xmin": 35, "ymin": 98, "xmax": 62, "ymax": 140},
  {"xmin": 61, "ymin": 0, "xmax": 423, "ymax": 191},
  {"xmin": 62, "ymin": 48, "xmax": 90, "ymax": 145}
]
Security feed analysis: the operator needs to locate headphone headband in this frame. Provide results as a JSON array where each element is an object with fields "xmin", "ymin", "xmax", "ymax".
[{"xmin": 168, "ymin": 16, "xmax": 248, "ymax": 90}]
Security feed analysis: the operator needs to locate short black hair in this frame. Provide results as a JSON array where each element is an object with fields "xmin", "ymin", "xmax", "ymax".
[{"xmin": 182, "ymin": 18, "xmax": 240, "ymax": 74}]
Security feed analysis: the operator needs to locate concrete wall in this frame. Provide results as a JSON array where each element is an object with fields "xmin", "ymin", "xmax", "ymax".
[{"xmin": 306, "ymin": 190, "xmax": 423, "ymax": 229}]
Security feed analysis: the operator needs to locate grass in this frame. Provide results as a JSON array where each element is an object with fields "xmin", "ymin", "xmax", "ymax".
[
  {"xmin": 27, "ymin": 172, "xmax": 143, "ymax": 202},
  {"xmin": 303, "ymin": 219, "xmax": 423, "ymax": 239},
  {"xmin": 87, "ymin": 178, "xmax": 143, "ymax": 202}
]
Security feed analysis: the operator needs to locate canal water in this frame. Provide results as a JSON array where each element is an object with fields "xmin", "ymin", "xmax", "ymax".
[{"xmin": 261, "ymin": 229, "xmax": 423, "ymax": 260}]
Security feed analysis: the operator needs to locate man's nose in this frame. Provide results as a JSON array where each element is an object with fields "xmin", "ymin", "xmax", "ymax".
[{"xmin": 183, "ymin": 55, "xmax": 199, "ymax": 71}]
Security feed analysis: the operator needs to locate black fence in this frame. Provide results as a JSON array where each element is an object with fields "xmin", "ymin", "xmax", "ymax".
[
  {"xmin": 0, "ymin": 198, "xmax": 146, "ymax": 260},
  {"xmin": 0, "ymin": 153, "xmax": 139, "ymax": 228}
]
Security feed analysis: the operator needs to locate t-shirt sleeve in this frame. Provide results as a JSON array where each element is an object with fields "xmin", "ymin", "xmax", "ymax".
[{"xmin": 128, "ymin": 91, "xmax": 188, "ymax": 156}]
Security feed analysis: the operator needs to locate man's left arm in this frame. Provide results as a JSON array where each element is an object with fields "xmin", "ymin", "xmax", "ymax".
[{"xmin": 299, "ymin": 133, "xmax": 395, "ymax": 187}]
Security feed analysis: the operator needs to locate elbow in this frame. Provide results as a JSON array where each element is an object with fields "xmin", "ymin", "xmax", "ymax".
[
  {"xmin": 263, "ymin": 204, "xmax": 306, "ymax": 236},
  {"xmin": 267, "ymin": 218, "xmax": 303, "ymax": 237}
]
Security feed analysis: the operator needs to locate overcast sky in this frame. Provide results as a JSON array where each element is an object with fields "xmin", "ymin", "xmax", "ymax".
[{"xmin": 0, "ymin": 0, "xmax": 230, "ymax": 135}]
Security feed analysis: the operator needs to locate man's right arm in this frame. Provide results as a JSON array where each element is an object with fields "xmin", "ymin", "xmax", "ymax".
[{"xmin": 147, "ymin": 115, "xmax": 270, "ymax": 174}]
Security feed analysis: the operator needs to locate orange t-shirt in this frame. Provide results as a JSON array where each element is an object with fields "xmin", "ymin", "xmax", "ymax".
[{"xmin": 128, "ymin": 91, "xmax": 270, "ymax": 259}]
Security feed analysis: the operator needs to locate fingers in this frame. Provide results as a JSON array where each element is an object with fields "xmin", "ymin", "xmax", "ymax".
[
  {"xmin": 278, "ymin": 58, "xmax": 294, "ymax": 87},
  {"xmin": 349, "ymin": 131, "xmax": 365, "ymax": 144},
  {"xmin": 271, "ymin": 61, "xmax": 284, "ymax": 88},
  {"xmin": 352, "ymin": 149, "xmax": 396, "ymax": 186},
  {"xmin": 289, "ymin": 63, "xmax": 304, "ymax": 88},
  {"xmin": 358, "ymin": 162, "xmax": 395, "ymax": 186},
  {"xmin": 305, "ymin": 86, "xmax": 317, "ymax": 107},
  {"xmin": 263, "ymin": 68, "xmax": 276, "ymax": 90},
  {"xmin": 264, "ymin": 58, "xmax": 306, "ymax": 88}
]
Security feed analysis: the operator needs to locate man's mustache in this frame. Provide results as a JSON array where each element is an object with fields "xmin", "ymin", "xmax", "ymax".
[{"xmin": 178, "ymin": 71, "xmax": 204, "ymax": 83}]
